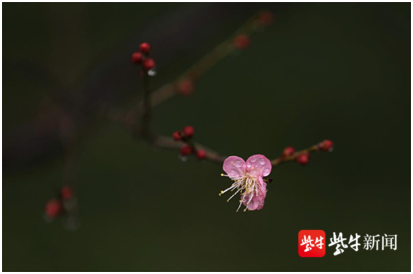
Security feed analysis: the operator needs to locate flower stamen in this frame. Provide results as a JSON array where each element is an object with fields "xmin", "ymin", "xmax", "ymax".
[
  {"xmin": 227, "ymin": 188, "xmax": 242, "ymax": 202},
  {"xmin": 236, "ymin": 197, "xmax": 244, "ymax": 212},
  {"xmin": 220, "ymin": 173, "xmax": 260, "ymax": 212},
  {"xmin": 221, "ymin": 155, "xmax": 271, "ymax": 212}
]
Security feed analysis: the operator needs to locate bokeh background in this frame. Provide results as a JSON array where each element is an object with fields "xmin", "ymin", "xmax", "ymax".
[{"xmin": 3, "ymin": 3, "xmax": 410, "ymax": 271}]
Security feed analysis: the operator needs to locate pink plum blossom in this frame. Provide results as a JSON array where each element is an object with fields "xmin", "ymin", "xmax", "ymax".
[{"xmin": 220, "ymin": 154, "xmax": 272, "ymax": 212}]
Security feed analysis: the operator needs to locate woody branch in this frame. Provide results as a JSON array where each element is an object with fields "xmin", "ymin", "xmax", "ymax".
[
  {"xmin": 44, "ymin": 9, "xmax": 334, "ymax": 221},
  {"xmin": 117, "ymin": 10, "xmax": 333, "ymax": 168}
]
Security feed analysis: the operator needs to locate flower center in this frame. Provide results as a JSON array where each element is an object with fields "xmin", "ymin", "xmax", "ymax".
[{"xmin": 220, "ymin": 173, "xmax": 261, "ymax": 212}]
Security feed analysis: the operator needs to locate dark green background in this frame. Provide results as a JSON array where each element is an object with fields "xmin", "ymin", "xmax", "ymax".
[{"xmin": 3, "ymin": 3, "xmax": 410, "ymax": 271}]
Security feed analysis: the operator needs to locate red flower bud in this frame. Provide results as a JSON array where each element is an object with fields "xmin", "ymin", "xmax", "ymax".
[
  {"xmin": 282, "ymin": 146, "xmax": 295, "ymax": 157},
  {"xmin": 233, "ymin": 34, "xmax": 250, "ymax": 49},
  {"xmin": 258, "ymin": 11, "xmax": 274, "ymax": 26},
  {"xmin": 180, "ymin": 144, "xmax": 193, "ymax": 156},
  {"xmin": 172, "ymin": 131, "xmax": 182, "ymax": 141},
  {"xmin": 45, "ymin": 199, "xmax": 62, "ymax": 219},
  {"xmin": 131, "ymin": 52, "xmax": 143, "ymax": 64},
  {"xmin": 139, "ymin": 42, "xmax": 151, "ymax": 54},
  {"xmin": 296, "ymin": 153, "xmax": 309, "ymax": 166},
  {"xmin": 177, "ymin": 80, "xmax": 194, "ymax": 96},
  {"xmin": 320, "ymin": 140, "xmax": 334, "ymax": 151},
  {"xmin": 196, "ymin": 150, "xmax": 206, "ymax": 160},
  {"xmin": 142, "ymin": 58, "xmax": 155, "ymax": 71},
  {"xmin": 61, "ymin": 186, "xmax": 73, "ymax": 201},
  {"xmin": 183, "ymin": 125, "xmax": 194, "ymax": 138}
]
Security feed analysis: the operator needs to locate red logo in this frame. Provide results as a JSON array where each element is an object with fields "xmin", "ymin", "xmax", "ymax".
[{"xmin": 298, "ymin": 230, "xmax": 326, "ymax": 257}]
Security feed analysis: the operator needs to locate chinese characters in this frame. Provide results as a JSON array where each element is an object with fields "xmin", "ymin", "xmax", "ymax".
[{"xmin": 329, "ymin": 232, "xmax": 397, "ymax": 256}]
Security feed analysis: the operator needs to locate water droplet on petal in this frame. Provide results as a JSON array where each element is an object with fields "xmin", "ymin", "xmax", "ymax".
[
  {"xmin": 263, "ymin": 168, "xmax": 271, "ymax": 175},
  {"xmin": 259, "ymin": 159, "xmax": 266, "ymax": 165},
  {"xmin": 250, "ymin": 158, "xmax": 257, "ymax": 163},
  {"xmin": 234, "ymin": 160, "xmax": 243, "ymax": 167},
  {"xmin": 229, "ymin": 170, "xmax": 237, "ymax": 177}
]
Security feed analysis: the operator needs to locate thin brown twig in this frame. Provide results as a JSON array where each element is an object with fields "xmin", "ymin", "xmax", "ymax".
[
  {"xmin": 106, "ymin": 78, "xmax": 227, "ymax": 165},
  {"xmin": 120, "ymin": 11, "xmax": 271, "ymax": 164},
  {"xmin": 152, "ymin": 135, "xmax": 226, "ymax": 164},
  {"xmin": 139, "ymin": 11, "xmax": 267, "ymax": 109},
  {"xmin": 271, "ymin": 144, "xmax": 320, "ymax": 166},
  {"xmin": 139, "ymin": 72, "xmax": 154, "ymax": 140},
  {"xmin": 104, "ymin": 108, "xmax": 227, "ymax": 164},
  {"xmin": 107, "ymin": 11, "xmax": 331, "ymax": 169}
]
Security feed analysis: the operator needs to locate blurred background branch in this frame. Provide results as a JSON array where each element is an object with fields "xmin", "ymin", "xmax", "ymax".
[{"xmin": 4, "ymin": 3, "xmax": 282, "ymax": 171}]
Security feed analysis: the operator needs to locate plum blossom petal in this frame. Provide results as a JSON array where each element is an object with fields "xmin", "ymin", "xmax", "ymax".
[
  {"xmin": 245, "ymin": 154, "xmax": 272, "ymax": 177},
  {"xmin": 244, "ymin": 194, "xmax": 263, "ymax": 211},
  {"xmin": 223, "ymin": 156, "xmax": 246, "ymax": 179},
  {"xmin": 242, "ymin": 178, "xmax": 267, "ymax": 211},
  {"xmin": 255, "ymin": 178, "xmax": 268, "ymax": 211},
  {"xmin": 220, "ymin": 154, "xmax": 272, "ymax": 212}
]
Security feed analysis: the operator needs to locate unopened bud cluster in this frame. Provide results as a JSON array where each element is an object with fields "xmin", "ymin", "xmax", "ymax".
[
  {"xmin": 173, "ymin": 125, "xmax": 206, "ymax": 160},
  {"xmin": 281, "ymin": 140, "xmax": 334, "ymax": 166},
  {"xmin": 44, "ymin": 185, "xmax": 74, "ymax": 221},
  {"xmin": 131, "ymin": 42, "xmax": 156, "ymax": 71},
  {"xmin": 232, "ymin": 11, "xmax": 274, "ymax": 50}
]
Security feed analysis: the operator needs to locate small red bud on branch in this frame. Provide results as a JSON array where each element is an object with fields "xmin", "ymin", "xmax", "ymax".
[
  {"xmin": 296, "ymin": 153, "xmax": 310, "ymax": 166},
  {"xmin": 177, "ymin": 80, "xmax": 195, "ymax": 96},
  {"xmin": 172, "ymin": 131, "xmax": 182, "ymax": 141},
  {"xmin": 60, "ymin": 186, "xmax": 73, "ymax": 201},
  {"xmin": 196, "ymin": 150, "xmax": 207, "ymax": 160},
  {"xmin": 282, "ymin": 146, "xmax": 295, "ymax": 157},
  {"xmin": 257, "ymin": 11, "xmax": 274, "ymax": 26},
  {"xmin": 139, "ymin": 42, "xmax": 151, "ymax": 55},
  {"xmin": 180, "ymin": 144, "xmax": 193, "ymax": 156},
  {"xmin": 131, "ymin": 52, "xmax": 143, "ymax": 64},
  {"xmin": 319, "ymin": 140, "xmax": 334, "ymax": 151},
  {"xmin": 233, "ymin": 34, "xmax": 250, "ymax": 49},
  {"xmin": 45, "ymin": 199, "xmax": 62, "ymax": 219},
  {"xmin": 142, "ymin": 58, "xmax": 156, "ymax": 71},
  {"xmin": 183, "ymin": 125, "xmax": 194, "ymax": 138}
]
